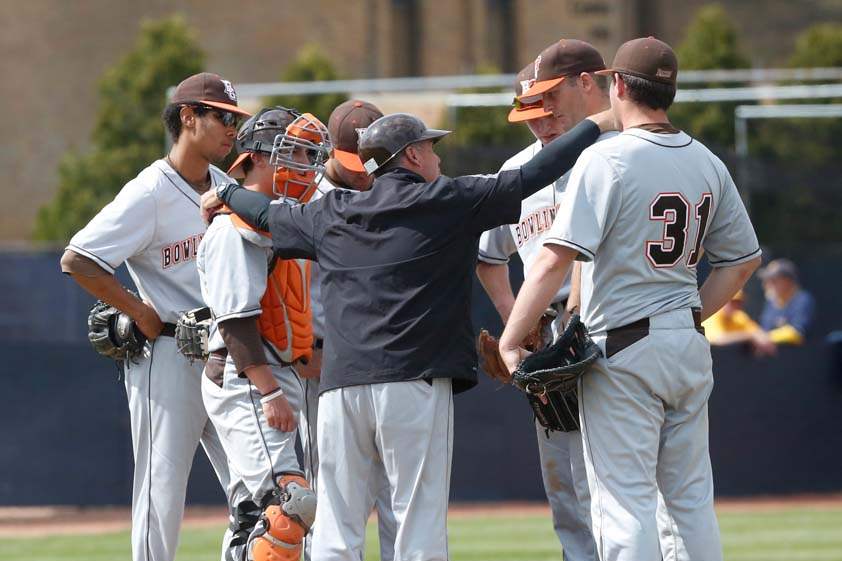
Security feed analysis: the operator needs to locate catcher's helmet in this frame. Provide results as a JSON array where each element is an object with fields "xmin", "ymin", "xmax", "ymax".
[
  {"xmin": 228, "ymin": 107, "xmax": 300, "ymax": 178},
  {"xmin": 357, "ymin": 113, "xmax": 450, "ymax": 175}
]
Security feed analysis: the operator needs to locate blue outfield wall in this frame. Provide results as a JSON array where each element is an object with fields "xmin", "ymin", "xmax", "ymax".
[{"xmin": 1, "ymin": 247, "xmax": 841, "ymax": 505}]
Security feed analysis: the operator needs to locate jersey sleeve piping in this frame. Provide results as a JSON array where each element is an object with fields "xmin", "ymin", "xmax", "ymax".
[
  {"xmin": 65, "ymin": 244, "xmax": 118, "ymax": 274},
  {"xmin": 707, "ymin": 247, "xmax": 762, "ymax": 267},
  {"xmin": 214, "ymin": 307, "xmax": 262, "ymax": 322},
  {"xmin": 542, "ymin": 237, "xmax": 595, "ymax": 261},
  {"xmin": 477, "ymin": 250, "xmax": 509, "ymax": 265}
]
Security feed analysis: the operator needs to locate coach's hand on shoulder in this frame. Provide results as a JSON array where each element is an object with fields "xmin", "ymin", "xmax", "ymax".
[
  {"xmin": 262, "ymin": 392, "xmax": 297, "ymax": 432},
  {"xmin": 200, "ymin": 189, "xmax": 224, "ymax": 224},
  {"xmin": 587, "ymin": 108, "xmax": 617, "ymax": 133},
  {"xmin": 134, "ymin": 301, "xmax": 164, "ymax": 340}
]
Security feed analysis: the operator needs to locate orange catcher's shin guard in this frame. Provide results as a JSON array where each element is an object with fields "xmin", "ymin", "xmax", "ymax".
[{"xmin": 249, "ymin": 474, "xmax": 315, "ymax": 561}]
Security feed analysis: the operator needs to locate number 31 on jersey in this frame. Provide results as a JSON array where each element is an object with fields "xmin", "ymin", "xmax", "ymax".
[{"xmin": 646, "ymin": 192, "xmax": 713, "ymax": 268}]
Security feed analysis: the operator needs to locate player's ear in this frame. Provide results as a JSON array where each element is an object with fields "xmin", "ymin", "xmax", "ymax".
[
  {"xmin": 579, "ymin": 72, "xmax": 594, "ymax": 92},
  {"xmin": 614, "ymin": 73, "xmax": 626, "ymax": 98},
  {"xmin": 180, "ymin": 106, "xmax": 196, "ymax": 130}
]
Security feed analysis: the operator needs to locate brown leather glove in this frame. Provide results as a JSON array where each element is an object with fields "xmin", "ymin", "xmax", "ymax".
[{"xmin": 477, "ymin": 329, "xmax": 512, "ymax": 383}]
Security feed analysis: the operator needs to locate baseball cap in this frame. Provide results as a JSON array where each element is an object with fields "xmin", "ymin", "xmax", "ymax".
[
  {"xmin": 758, "ymin": 258, "xmax": 799, "ymax": 282},
  {"xmin": 518, "ymin": 39, "xmax": 606, "ymax": 100},
  {"xmin": 596, "ymin": 36, "xmax": 678, "ymax": 85},
  {"xmin": 508, "ymin": 62, "xmax": 552, "ymax": 123},
  {"xmin": 227, "ymin": 107, "xmax": 299, "ymax": 179},
  {"xmin": 328, "ymin": 100, "xmax": 384, "ymax": 173},
  {"xmin": 171, "ymin": 72, "xmax": 252, "ymax": 117}
]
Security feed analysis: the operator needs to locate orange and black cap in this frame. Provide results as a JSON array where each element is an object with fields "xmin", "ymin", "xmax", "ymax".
[
  {"xmin": 519, "ymin": 39, "xmax": 606, "ymax": 100},
  {"xmin": 328, "ymin": 100, "xmax": 384, "ymax": 173},
  {"xmin": 508, "ymin": 61, "xmax": 552, "ymax": 123},
  {"xmin": 171, "ymin": 72, "xmax": 251, "ymax": 117}
]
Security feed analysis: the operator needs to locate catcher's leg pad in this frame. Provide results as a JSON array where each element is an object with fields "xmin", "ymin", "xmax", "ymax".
[{"xmin": 248, "ymin": 474, "xmax": 316, "ymax": 561}]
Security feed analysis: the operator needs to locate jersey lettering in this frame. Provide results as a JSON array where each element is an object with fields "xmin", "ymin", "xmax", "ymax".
[
  {"xmin": 162, "ymin": 234, "xmax": 203, "ymax": 269},
  {"xmin": 645, "ymin": 193, "xmax": 714, "ymax": 269},
  {"xmin": 514, "ymin": 205, "xmax": 558, "ymax": 247}
]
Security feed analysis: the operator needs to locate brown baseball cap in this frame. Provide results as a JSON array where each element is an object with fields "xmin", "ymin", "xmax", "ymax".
[
  {"xmin": 508, "ymin": 62, "xmax": 552, "ymax": 123},
  {"xmin": 328, "ymin": 100, "xmax": 384, "ymax": 172},
  {"xmin": 171, "ymin": 72, "xmax": 251, "ymax": 117},
  {"xmin": 596, "ymin": 36, "xmax": 678, "ymax": 85},
  {"xmin": 519, "ymin": 39, "xmax": 606, "ymax": 100}
]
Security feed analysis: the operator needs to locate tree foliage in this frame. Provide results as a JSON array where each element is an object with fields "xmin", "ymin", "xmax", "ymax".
[
  {"xmin": 34, "ymin": 16, "xmax": 205, "ymax": 242},
  {"xmin": 264, "ymin": 45, "xmax": 347, "ymax": 124},
  {"xmin": 670, "ymin": 4, "xmax": 750, "ymax": 149}
]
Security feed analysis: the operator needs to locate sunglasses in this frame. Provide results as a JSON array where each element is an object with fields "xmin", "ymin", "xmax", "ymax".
[
  {"xmin": 189, "ymin": 104, "xmax": 241, "ymax": 128},
  {"xmin": 511, "ymin": 96, "xmax": 544, "ymax": 111}
]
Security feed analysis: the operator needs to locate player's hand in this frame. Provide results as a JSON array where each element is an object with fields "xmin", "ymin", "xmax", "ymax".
[
  {"xmin": 587, "ymin": 108, "xmax": 617, "ymax": 133},
  {"xmin": 750, "ymin": 331, "xmax": 777, "ymax": 357},
  {"xmin": 200, "ymin": 190, "xmax": 223, "ymax": 224},
  {"xmin": 296, "ymin": 348, "xmax": 322, "ymax": 379},
  {"xmin": 499, "ymin": 343, "xmax": 531, "ymax": 375},
  {"xmin": 134, "ymin": 302, "xmax": 164, "ymax": 340},
  {"xmin": 263, "ymin": 393, "xmax": 297, "ymax": 432}
]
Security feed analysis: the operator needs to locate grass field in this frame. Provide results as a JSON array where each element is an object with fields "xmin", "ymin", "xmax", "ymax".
[{"xmin": 4, "ymin": 505, "xmax": 842, "ymax": 561}]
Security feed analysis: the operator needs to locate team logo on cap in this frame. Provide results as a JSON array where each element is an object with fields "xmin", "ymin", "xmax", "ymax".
[
  {"xmin": 520, "ymin": 79, "xmax": 534, "ymax": 94},
  {"xmin": 221, "ymin": 79, "xmax": 237, "ymax": 102},
  {"xmin": 656, "ymin": 68, "xmax": 673, "ymax": 79},
  {"xmin": 533, "ymin": 55, "xmax": 542, "ymax": 80}
]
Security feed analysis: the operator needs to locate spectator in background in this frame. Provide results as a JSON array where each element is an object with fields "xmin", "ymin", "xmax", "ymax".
[
  {"xmin": 759, "ymin": 258, "xmax": 815, "ymax": 345},
  {"xmin": 703, "ymin": 289, "xmax": 776, "ymax": 356}
]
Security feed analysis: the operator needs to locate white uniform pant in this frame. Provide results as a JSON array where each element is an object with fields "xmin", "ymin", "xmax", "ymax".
[
  {"xmin": 579, "ymin": 308, "xmax": 721, "ymax": 561},
  {"xmin": 536, "ymin": 426, "xmax": 596, "ymax": 561},
  {"xmin": 124, "ymin": 337, "xmax": 234, "ymax": 561},
  {"xmin": 299, "ymin": 377, "xmax": 397, "ymax": 561},
  {"xmin": 201, "ymin": 358, "xmax": 304, "ymax": 503},
  {"xmin": 312, "ymin": 378, "xmax": 453, "ymax": 561}
]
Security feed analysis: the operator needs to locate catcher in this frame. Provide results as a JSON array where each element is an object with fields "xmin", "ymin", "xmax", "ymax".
[{"xmin": 196, "ymin": 107, "xmax": 330, "ymax": 561}]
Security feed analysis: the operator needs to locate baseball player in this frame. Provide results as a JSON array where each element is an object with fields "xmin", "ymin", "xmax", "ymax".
[
  {"xmin": 198, "ymin": 108, "xmax": 331, "ymax": 561},
  {"xmin": 500, "ymin": 37, "xmax": 762, "ymax": 561},
  {"xmin": 300, "ymin": 99, "xmax": 397, "ymax": 561},
  {"xmin": 202, "ymin": 108, "xmax": 616, "ymax": 561},
  {"xmin": 476, "ymin": 42, "xmax": 611, "ymax": 561},
  {"xmin": 60, "ymin": 73, "xmax": 250, "ymax": 561}
]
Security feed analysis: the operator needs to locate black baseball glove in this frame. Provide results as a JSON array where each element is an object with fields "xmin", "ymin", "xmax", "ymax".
[
  {"xmin": 512, "ymin": 314, "xmax": 601, "ymax": 432},
  {"xmin": 87, "ymin": 300, "xmax": 147, "ymax": 362}
]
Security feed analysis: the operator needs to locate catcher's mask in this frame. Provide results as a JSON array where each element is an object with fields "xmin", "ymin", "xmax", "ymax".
[
  {"xmin": 270, "ymin": 113, "xmax": 331, "ymax": 204},
  {"xmin": 228, "ymin": 106, "xmax": 299, "ymax": 180}
]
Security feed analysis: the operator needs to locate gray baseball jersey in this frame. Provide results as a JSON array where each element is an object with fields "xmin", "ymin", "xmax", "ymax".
[
  {"xmin": 479, "ymin": 133, "xmax": 617, "ymax": 304},
  {"xmin": 67, "ymin": 160, "xmax": 231, "ymax": 322},
  {"xmin": 544, "ymin": 128, "xmax": 760, "ymax": 333}
]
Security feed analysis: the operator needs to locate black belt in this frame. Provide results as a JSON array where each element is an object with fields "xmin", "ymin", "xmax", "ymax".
[
  {"xmin": 160, "ymin": 322, "xmax": 177, "ymax": 337},
  {"xmin": 605, "ymin": 309, "xmax": 703, "ymax": 359}
]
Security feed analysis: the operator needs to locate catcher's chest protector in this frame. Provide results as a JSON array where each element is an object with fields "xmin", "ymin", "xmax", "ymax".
[{"xmin": 230, "ymin": 214, "xmax": 314, "ymax": 364}]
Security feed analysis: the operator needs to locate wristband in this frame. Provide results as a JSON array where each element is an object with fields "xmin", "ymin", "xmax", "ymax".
[{"xmin": 260, "ymin": 387, "xmax": 284, "ymax": 404}]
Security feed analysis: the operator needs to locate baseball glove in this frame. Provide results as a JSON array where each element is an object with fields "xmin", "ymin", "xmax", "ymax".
[
  {"xmin": 477, "ymin": 329, "xmax": 510, "ymax": 382},
  {"xmin": 87, "ymin": 300, "xmax": 147, "ymax": 362},
  {"xmin": 175, "ymin": 306, "xmax": 213, "ymax": 362},
  {"xmin": 512, "ymin": 314, "xmax": 601, "ymax": 432}
]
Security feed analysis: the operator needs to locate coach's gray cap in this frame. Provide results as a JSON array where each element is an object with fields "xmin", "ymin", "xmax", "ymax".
[{"xmin": 357, "ymin": 113, "xmax": 450, "ymax": 175}]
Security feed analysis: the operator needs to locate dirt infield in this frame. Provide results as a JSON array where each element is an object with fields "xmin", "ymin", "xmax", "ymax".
[{"xmin": 2, "ymin": 495, "xmax": 841, "ymax": 538}]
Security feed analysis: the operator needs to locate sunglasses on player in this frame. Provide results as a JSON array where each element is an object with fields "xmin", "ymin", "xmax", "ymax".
[
  {"xmin": 511, "ymin": 97, "xmax": 544, "ymax": 111},
  {"xmin": 187, "ymin": 104, "xmax": 242, "ymax": 128}
]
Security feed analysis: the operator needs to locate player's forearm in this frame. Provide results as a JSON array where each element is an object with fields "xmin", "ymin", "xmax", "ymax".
[
  {"xmin": 476, "ymin": 262, "xmax": 516, "ymax": 323},
  {"xmin": 567, "ymin": 262, "xmax": 582, "ymax": 314},
  {"xmin": 218, "ymin": 184, "xmax": 272, "ymax": 230},
  {"xmin": 62, "ymin": 253, "xmax": 149, "ymax": 320},
  {"xmin": 218, "ymin": 317, "xmax": 269, "ymax": 374},
  {"xmin": 698, "ymin": 256, "xmax": 761, "ymax": 321},
  {"xmin": 500, "ymin": 245, "xmax": 577, "ymax": 352},
  {"xmin": 519, "ymin": 119, "xmax": 601, "ymax": 200},
  {"xmin": 707, "ymin": 331, "xmax": 757, "ymax": 345},
  {"xmin": 243, "ymin": 364, "xmax": 280, "ymax": 395}
]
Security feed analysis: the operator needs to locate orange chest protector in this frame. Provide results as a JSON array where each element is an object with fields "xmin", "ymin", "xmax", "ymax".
[{"xmin": 230, "ymin": 213, "xmax": 314, "ymax": 364}]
